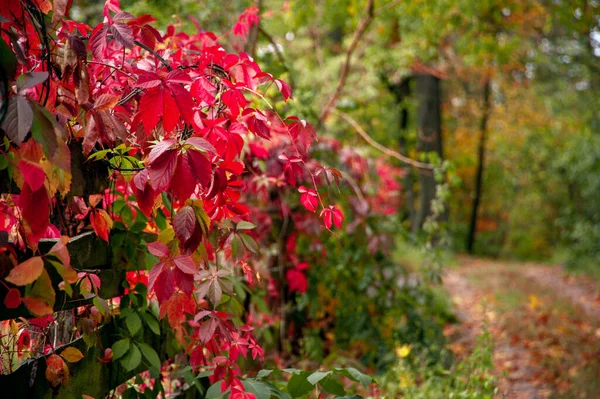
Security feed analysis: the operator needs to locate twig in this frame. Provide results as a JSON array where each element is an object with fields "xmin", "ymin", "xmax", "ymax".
[
  {"xmin": 333, "ymin": 109, "xmax": 434, "ymax": 172},
  {"xmin": 318, "ymin": 0, "xmax": 375, "ymax": 124},
  {"xmin": 258, "ymin": 26, "xmax": 296, "ymax": 90},
  {"xmin": 133, "ymin": 39, "xmax": 172, "ymax": 71}
]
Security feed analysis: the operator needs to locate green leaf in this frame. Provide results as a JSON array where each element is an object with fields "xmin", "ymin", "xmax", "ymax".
[
  {"xmin": 334, "ymin": 368, "xmax": 374, "ymax": 387},
  {"xmin": 142, "ymin": 311, "xmax": 160, "ymax": 335},
  {"xmin": 320, "ymin": 376, "xmax": 346, "ymax": 396},
  {"xmin": 242, "ymin": 379, "xmax": 274, "ymax": 399},
  {"xmin": 307, "ymin": 371, "xmax": 331, "ymax": 385},
  {"xmin": 205, "ymin": 380, "xmax": 228, "ymax": 398},
  {"xmin": 138, "ymin": 342, "xmax": 161, "ymax": 370},
  {"xmin": 121, "ymin": 343, "xmax": 142, "ymax": 371},
  {"xmin": 126, "ymin": 312, "xmax": 142, "ymax": 336},
  {"xmin": 112, "ymin": 338, "xmax": 130, "ymax": 360},
  {"xmin": 287, "ymin": 372, "xmax": 314, "ymax": 398},
  {"xmin": 239, "ymin": 233, "xmax": 258, "ymax": 253},
  {"xmin": 256, "ymin": 369, "xmax": 274, "ymax": 379},
  {"xmin": 236, "ymin": 221, "xmax": 256, "ymax": 230},
  {"xmin": 334, "ymin": 396, "xmax": 363, "ymax": 399}
]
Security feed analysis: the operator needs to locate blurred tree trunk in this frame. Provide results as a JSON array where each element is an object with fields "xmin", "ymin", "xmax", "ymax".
[
  {"xmin": 387, "ymin": 77, "xmax": 416, "ymax": 223},
  {"xmin": 466, "ymin": 79, "xmax": 491, "ymax": 253},
  {"xmin": 412, "ymin": 74, "xmax": 443, "ymax": 233}
]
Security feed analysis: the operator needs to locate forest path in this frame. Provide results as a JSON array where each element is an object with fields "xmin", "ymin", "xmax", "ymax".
[{"xmin": 443, "ymin": 256, "xmax": 600, "ymax": 399}]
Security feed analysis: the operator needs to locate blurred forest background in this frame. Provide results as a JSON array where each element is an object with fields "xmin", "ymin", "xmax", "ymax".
[{"xmin": 69, "ymin": 0, "xmax": 600, "ymax": 272}]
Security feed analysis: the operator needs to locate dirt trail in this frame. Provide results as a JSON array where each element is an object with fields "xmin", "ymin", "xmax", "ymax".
[{"xmin": 444, "ymin": 256, "xmax": 600, "ymax": 399}]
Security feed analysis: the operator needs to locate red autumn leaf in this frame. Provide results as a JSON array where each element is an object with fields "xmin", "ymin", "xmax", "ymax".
[
  {"xmin": 139, "ymin": 86, "xmax": 164, "ymax": 133},
  {"xmin": 148, "ymin": 148, "xmax": 177, "ymax": 191},
  {"xmin": 320, "ymin": 205, "xmax": 344, "ymax": 230},
  {"xmin": 19, "ymin": 159, "xmax": 46, "ymax": 192},
  {"xmin": 4, "ymin": 288, "xmax": 21, "ymax": 308},
  {"xmin": 171, "ymin": 152, "xmax": 197, "ymax": 201},
  {"xmin": 298, "ymin": 186, "xmax": 318, "ymax": 212},
  {"xmin": 286, "ymin": 268, "xmax": 308, "ymax": 293},
  {"xmin": 173, "ymin": 206, "xmax": 202, "ymax": 253},
  {"xmin": 153, "ymin": 268, "xmax": 175, "ymax": 304},
  {"xmin": 158, "ymin": 291, "xmax": 195, "ymax": 329},
  {"xmin": 147, "ymin": 242, "xmax": 170, "ymax": 258},
  {"xmin": 5, "ymin": 256, "xmax": 44, "ymax": 286},
  {"xmin": 173, "ymin": 255, "xmax": 197, "ymax": 274},
  {"xmin": 275, "ymin": 79, "xmax": 292, "ymax": 100},
  {"xmin": 288, "ymin": 118, "xmax": 316, "ymax": 155},
  {"xmin": 93, "ymin": 93, "xmax": 119, "ymax": 111},
  {"xmin": 45, "ymin": 354, "xmax": 69, "ymax": 387},
  {"xmin": 186, "ymin": 149, "xmax": 212, "ymax": 189}
]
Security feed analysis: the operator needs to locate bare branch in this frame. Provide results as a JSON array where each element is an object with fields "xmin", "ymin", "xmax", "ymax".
[
  {"xmin": 258, "ymin": 26, "xmax": 296, "ymax": 90},
  {"xmin": 318, "ymin": 0, "xmax": 375, "ymax": 124},
  {"xmin": 333, "ymin": 109, "xmax": 434, "ymax": 172}
]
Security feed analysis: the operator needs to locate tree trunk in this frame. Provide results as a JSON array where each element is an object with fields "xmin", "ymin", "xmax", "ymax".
[
  {"xmin": 466, "ymin": 79, "xmax": 491, "ymax": 253},
  {"xmin": 412, "ymin": 74, "xmax": 443, "ymax": 233}
]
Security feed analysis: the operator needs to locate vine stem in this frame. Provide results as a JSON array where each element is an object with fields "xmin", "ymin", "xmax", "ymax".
[{"xmin": 134, "ymin": 40, "xmax": 173, "ymax": 72}]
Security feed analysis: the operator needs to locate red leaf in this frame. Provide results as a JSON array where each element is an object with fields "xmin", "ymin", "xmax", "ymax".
[
  {"xmin": 46, "ymin": 354, "xmax": 69, "ymax": 387},
  {"xmin": 19, "ymin": 183, "xmax": 50, "ymax": 246},
  {"xmin": 186, "ymin": 149, "xmax": 212, "ymax": 189},
  {"xmin": 171, "ymin": 153, "xmax": 197, "ymax": 201},
  {"xmin": 19, "ymin": 160, "xmax": 46, "ymax": 192},
  {"xmin": 298, "ymin": 186, "xmax": 318, "ymax": 212},
  {"xmin": 286, "ymin": 268, "xmax": 307, "ymax": 293},
  {"xmin": 89, "ymin": 25, "xmax": 108, "ymax": 60},
  {"xmin": 148, "ymin": 148, "xmax": 177, "ymax": 191},
  {"xmin": 154, "ymin": 269, "xmax": 175, "ymax": 304},
  {"xmin": 173, "ymin": 255, "xmax": 197, "ymax": 274},
  {"xmin": 135, "ymin": 72, "xmax": 162, "ymax": 89},
  {"xmin": 174, "ymin": 267, "xmax": 194, "ymax": 294},
  {"xmin": 275, "ymin": 79, "xmax": 292, "ymax": 100},
  {"xmin": 139, "ymin": 86, "xmax": 164, "ymax": 133},
  {"xmin": 162, "ymin": 90, "xmax": 180, "ymax": 133},
  {"xmin": 93, "ymin": 93, "xmax": 119, "ymax": 111},
  {"xmin": 109, "ymin": 21, "xmax": 134, "ymax": 48},
  {"xmin": 4, "ymin": 288, "xmax": 21, "ymax": 308},
  {"xmin": 173, "ymin": 206, "xmax": 197, "ymax": 245},
  {"xmin": 148, "ymin": 138, "xmax": 176, "ymax": 163},
  {"xmin": 147, "ymin": 242, "xmax": 169, "ymax": 258},
  {"xmin": 289, "ymin": 119, "xmax": 316, "ymax": 155}
]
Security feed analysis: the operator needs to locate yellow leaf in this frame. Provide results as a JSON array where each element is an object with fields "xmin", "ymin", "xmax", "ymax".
[
  {"xmin": 5, "ymin": 257, "xmax": 44, "ymax": 286},
  {"xmin": 528, "ymin": 294, "xmax": 541, "ymax": 310},
  {"xmin": 61, "ymin": 347, "xmax": 84, "ymax": 363},
  {"xmin": 395, "ymin": 344, "xmax": 412, "ymax": 358}
]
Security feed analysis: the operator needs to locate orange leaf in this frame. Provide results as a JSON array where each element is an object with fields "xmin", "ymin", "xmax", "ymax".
[
  {"xmin": 61, "ymin": 347, "xmax": 84, "ymax": 363},
  {"xmin": 45, "ymin": 354, "xmax": 69, "ymax": 387},
  {"xmin": 5, "ymin": 257, "xmax": 44, "ymax": 286},
  {"xmin": 22, "ymin": 296, "xmax": 53, "ymax": 317},
  {"xmin": 90, "ymin": 209, "xmax": 112, "ymax": 242}
]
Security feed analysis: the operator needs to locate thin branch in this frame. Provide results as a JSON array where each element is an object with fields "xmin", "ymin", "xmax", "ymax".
[
  {"xmin": 86, "ymin": 61, "xmax": 135, "ymax": 80},
  {"xmin": 258, "ymin": 26, "xmax": 296, "ymax": 90},
  {"xmin": 333, "ymin": 109, "xmax": 434, "ymax": 172},
  {"xmin": 318, "ymin": 0, "xmax": 375, "ymax": 124},
  {"xmin": 133, "ymin": 39, "xmax": 172, "ymax": 71},
  {"xmin": 375, "ymin": 0, "xmax": 402, "ymax": 16}
]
